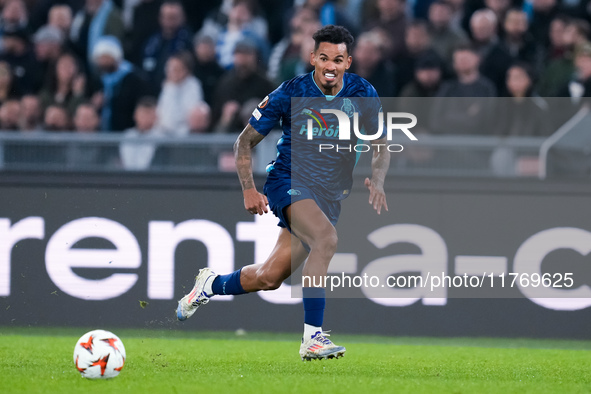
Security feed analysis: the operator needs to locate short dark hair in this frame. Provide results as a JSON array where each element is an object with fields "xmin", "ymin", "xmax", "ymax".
[
  {"xmin": 162, "ymin": 0, "xmax": 184, "ymax": 10},
  {"xmin": 312, "ymin": 25, "xmax": 354, "ymax": 55},
  {"xmin": 508, "ymin": 61, "xmax": 536, "ymax": 81},
  {"xmin": 169, "ymin": 51, "xmax": 194, "ymax": 71},
  {"xmin": 137, "ymin": 96, "xmax": 157, "ymax": 108},
  {"xmin": 407, "ymin": 20, "xmax": 429, "ymax": 32},
  {"xmin": 453, "ymin": 42, "xmax": 479, "ymax": 56},
  {"xmin": 430, "ymin": 0, "xmax": 452, "ymax": 10}
]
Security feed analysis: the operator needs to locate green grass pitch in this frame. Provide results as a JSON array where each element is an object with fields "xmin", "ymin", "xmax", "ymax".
[{"xmin": 0, "ymin": 328, "xmax": 590, "ymax": 394}]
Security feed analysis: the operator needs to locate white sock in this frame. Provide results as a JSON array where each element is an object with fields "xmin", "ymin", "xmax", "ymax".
[
  {"xmin": 304, "ymin": 323, "xmax": 322, "ymax": 339},
  {"xmin": 204, "ymin": 275, "xmax": 216, "ymax": 297}
]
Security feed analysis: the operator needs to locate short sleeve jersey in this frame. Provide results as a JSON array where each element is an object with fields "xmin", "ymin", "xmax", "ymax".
[{"xmin": 249, "ymin": 71, "xmax": 382, "ymax": 201}]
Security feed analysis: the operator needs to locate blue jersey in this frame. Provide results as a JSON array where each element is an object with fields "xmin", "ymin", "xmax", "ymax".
[{"xmin": 249, "ymin": 71, "xmax": 382, "ymax": 201}]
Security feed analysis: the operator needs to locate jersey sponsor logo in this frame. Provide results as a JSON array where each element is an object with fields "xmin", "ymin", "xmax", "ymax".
[
  {"xmin": 302, "ymin": 108, "xmax": 330, "ymax": 135},
  {"xmin": 258, "ymin": 95, "xmax": 269, "ymax": 109}
]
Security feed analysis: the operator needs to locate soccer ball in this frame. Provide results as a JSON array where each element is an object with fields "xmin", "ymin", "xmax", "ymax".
[{"xmin": 73, "ymin": 329, "xmax": 126, "ymax": 379}]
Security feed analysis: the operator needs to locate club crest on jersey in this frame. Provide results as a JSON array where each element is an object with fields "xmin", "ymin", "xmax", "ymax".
[
  {"xmin": 258, "ymin": 96, "xmax": 269, "ymax": 109},
  {"xmin": 341, "ymin": 98, "xmax": 355, "ymax": 118}
]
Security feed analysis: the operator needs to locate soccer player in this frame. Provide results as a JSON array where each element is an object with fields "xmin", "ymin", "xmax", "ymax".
[{"xmin": 177, "ymin": 25, "xmax": 390, "ymax": 361}]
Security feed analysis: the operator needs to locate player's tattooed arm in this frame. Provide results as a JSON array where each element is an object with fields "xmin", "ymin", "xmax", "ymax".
[
  {"xmin": 365, "ymin": 136, "xmax": 390, "ymax": 215},
  {"xmin": 234, "ymin": 124, "xmax": 268, "ymax": 215}
]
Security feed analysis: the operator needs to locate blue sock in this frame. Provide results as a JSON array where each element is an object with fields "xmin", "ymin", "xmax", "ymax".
[
  {"xmin": 211, "ymin": 268, "xmax": 247, "ymax": 296},
  {"xmin": 302, "ymin": 287, "xmax": 326, "ymax": 327}
]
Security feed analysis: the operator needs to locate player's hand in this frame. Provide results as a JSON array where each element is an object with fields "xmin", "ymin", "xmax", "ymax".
[
  {"xmin": 243, "ymin": 188, "xmax": 269, "ymax": 215},
  {"xmin": 365, "ymin": 177, "xmax": 388, "ymax": 215}
]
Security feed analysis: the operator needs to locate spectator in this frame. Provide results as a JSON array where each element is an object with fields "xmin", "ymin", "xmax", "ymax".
[
  {"xmin": 237, "ymin": 97, "xmax": 260, "ymax": 127},
  {"xmin": 215, "ymin": 94, "xmax": 259, "ymax": 133},
  {"xmin": 70, "ymin": 0, "xmax": 125, "ymax": 70},
  {"xmin": 48, "ymin": 5, "xmax": 74, "ymax": 37},
  {"xmin": 31, "ymin": 25, "xmax": 65, "ymax": 93},
  {"xmin": 438, "ymin": 44, "xmax": 497, "ymax": 96},
  {"xmin": 215, "ymin": 99, "xmax": 242, "ymax": 133},
  {"xmin": 0, "ymin": 61, "xmax": 20, "ymax": 104},
  {"xmin": 187, "ymin": 102, "xmax": 211, "ymax": 133},
  {"xmin": 0, "ymin": 99, "xmax": 20, "ymax": 130},
  {"xmin": 544, "ymin": 15, "xmax": 569, "ymax": 63},
  {"xmin": 484, "ymin": 0, "xmax": 511, "ymax": 28},
  {"xmin": 496, "ymin": 63, "xmax": 552, "ymax": 136},
  {"xmin": 395, "ymin": 21, "xmax": 441, "ymax": 95},
  {"xmin": 29, "ymin": 0, "xmax": 77, "ymax": 33},
  {"xmin": 259, "ymin": 0, "xmax": 291, "ymax": 45},
  {"xmin": 211, "ymin": 0, "xmax": 270, "ymax": 68},
  {"xmin": 276, "ymin": 18, "xmax": 319, "ymax": 82},
  {"xmin": 0, "ymin": 27, "xmax": 37, "ymax": 94},
  {"xmin": 447, "ymin": 0, "xmax": 467, "ymax": 32},
  {"xmin": 538, "ymin": 18, "xmax": 590, "ymax": 96},
  {"xmin": 201, "ymin": 0, "xmax": 268, "ymax": 41},
  {"xmin": 574, "ymin": 41, "xmax": 591, "ymax": 97},
  {"xmin": 431, "ymin": 45, "xmax": 497, "ymax": 134},
  {"xmin": 212, "ymin": 38, "xmax": 274, "ymax": 132},
  {"xmin": 156, "ymin": 51, "xmax": 204, "ymax": 137},
  {"xmin": 0, "ymin": 0, "xmax": 28, "ymax": 34},
  {"xmin": 120, "ymin": 0, "xmax": 143, "ymax": 30},
  {"xmin": 500, "ymin": 9, "xmax": 542, "ymax": 72},
  {"xmin": 120, "ymin": 96, "xmax": 161, "ymax": 170},
  {"xmin": 19, "ymin": 94, "xmax": 42, "ymax": 131},
  {"xmin": 267, "ymin": 6, "xmax": 319, "ymax": 84},
  {"xmin": 140, "ymin": 0, "xmax": 193, "ymax": 94},
  {"xmin": 43, "ymin": 104, "xmax": 71, "ymax": 132},
  {"xmin": 427, "ymin": 0, "xmax": 469, "ymax": 64},
  {"xmin": 363, "ymin": 0, "xmax": 408, "ymax": 61},
  {"xmin": 179, "ymin": 0, "xmax": 222, "ymax": 34},
  {"xmin": 350, "ymin": 30, "xmax": 396, "ymax": 97},
  {"xmin": 400, "ymin": 52, "xmax": 445, "ymax": 98},
  {"xmin": 39, "ymin": 52, "xmax": 87, "ymax": 116},
  {"xmin": 301, "ymin": 0, "xmax": 356, "ymax": 36},
  {"xmin": 470, "ymin": 9, "xmax": 513, "ymax": 93},
  {"xmin": 558, "ymin": 41, "xmax": 591, "ymax": 102},
  {"xmin": 73, "ymin": 102, "xmax": 100, "ymax": 133},
  {"xmin": 89, "ymin": 36, "xmax": 147, "ymax": 132},
  {"xmin": 342, "ymin": 0, "xmax": 366, "ymax": 30},
  {"xmin": 127, "ymin": 0, "xmax": 162, "ymax": 64},
  {"xmin": 14, "ymin": 94, "xmax": 60, "ymax": 165},
  {"xmin": 529, "ymin": 0, "xmax": 562, "ymax": 48},
  {"xmin": 193, "ymin": 34, "xmax": 224, "ymax": 106},
  {"xmin": 399, "ymin": 52, "xmax": 446, "ymax": 134},
  {"xmin": 67, "ymin": 102, "xmax": 106, "ymax": 168}
]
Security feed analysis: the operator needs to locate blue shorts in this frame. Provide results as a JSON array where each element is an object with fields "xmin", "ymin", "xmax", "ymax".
[{"xmin": 263, "ymin": 176, "xmax": 341, "ymax": 232}]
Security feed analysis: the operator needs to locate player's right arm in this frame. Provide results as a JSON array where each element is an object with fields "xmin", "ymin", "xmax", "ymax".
[
  {"xmin": 234, "ymin": 124, "xmax": 269, "ymax": 215},
  {"xmin": 235, "ymin": 81, "xmax": 289, "ymax": 215}
]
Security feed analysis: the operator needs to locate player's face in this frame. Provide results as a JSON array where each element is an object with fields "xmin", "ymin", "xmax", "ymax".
[{"xmin": 311, "ymin": 42, "xmax": 352, "ymax": 95}]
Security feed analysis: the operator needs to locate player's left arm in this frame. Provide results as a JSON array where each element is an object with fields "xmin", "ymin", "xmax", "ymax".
[{"xmin": 365, "ymin": 136, "xmax": 390, "ymax": 215}]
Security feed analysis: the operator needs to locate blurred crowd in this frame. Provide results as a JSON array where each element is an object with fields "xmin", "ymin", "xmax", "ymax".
[{"xmin": 0, "ymin": 0, "xmax": 590, "ymax": 145}]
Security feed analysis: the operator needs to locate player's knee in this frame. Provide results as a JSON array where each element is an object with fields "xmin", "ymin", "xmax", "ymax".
[{"xmin": 312, "ymin": 229, "xmax": 338, "ymax": 258}]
